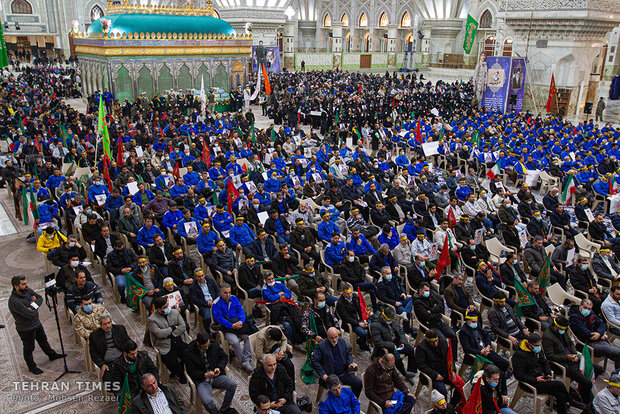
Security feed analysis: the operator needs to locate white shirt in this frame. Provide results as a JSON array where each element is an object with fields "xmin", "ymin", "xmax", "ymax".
[{"xmin": 146, "ymin": 388, "xmax": 173, "ymax": 414}]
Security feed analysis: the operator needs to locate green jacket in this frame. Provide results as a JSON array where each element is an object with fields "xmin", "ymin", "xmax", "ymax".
[
  {"xmin": 542, "ymin": 325, "xmax": 577, "ymax": 365},
  {"xmin": 297, "ymin": 274, "xmax": 330, "ymax": 299}
]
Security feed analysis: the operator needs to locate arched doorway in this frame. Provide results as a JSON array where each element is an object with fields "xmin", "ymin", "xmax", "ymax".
[
  {"xmin": 484, "ymin": 36, "xmax": 495, "ymax": 56},
  {"xmin": 363, "ymin": 33, "xmax": 370, "ymax": 53},
  {"xmin": 405, "ymin": 33, "xmax": 414, "ymax": 52},
  {"xmin": 502, "ymin": 39, "xmax": 513, "ymax": 56},
  {"xmin": 346, "ymin": 33, "xmax": 351, "ymax": 52}
]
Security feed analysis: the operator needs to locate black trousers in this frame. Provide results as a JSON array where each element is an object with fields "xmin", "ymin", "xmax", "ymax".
[
  {"xmin": 533, "ymin": 380, "xmax": 569, "ymax": 414},
  {"xmin": 161, "ymin": 340, "xmax": 187, "ymax": 379},
  {"xmin": 17, "ymin": 324, "xmax": 55, "ymax": 370}
]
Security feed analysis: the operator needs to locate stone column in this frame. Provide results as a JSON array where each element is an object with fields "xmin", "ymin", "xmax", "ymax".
[
  {"xmin": 283, "ymin": 20, "xmax": 295, "ymax": 71},
  {"xmin": 387, "ymin": 24, "xmax": 398, "ymax": 68},
  {"xmin": 332, "ymin": 21, "xmax": 343, "ymax": 69}
]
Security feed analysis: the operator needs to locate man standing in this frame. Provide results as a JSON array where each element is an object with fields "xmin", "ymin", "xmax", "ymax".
[
  {"xmin": 8, "ymin": 276, "xmax": 65, "ymax": 374},
  {"xmin": 596, "ymin": 97, "xmax": 606, "ymax": 122}
]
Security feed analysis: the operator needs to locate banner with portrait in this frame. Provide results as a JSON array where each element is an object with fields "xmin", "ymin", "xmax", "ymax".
[
  {"xmin": 506, "ymin": 58, "xmax": 527, "ymax": 114},
  {"xmin": 481, "ymin": 56, "xmax": 512, "ymax": 112},
  {"xmin": 252, "ymin": 46, "xmax": 281, "ymax": 73}
]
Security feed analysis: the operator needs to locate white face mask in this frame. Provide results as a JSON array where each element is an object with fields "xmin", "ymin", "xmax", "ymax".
[
  {"xmin": 68, "ymin": 242, "xmax": 76, "ymax": 248},
  {"xmin": 70, "ymin": 260, "xmax": 79, "ymax": 268},
  {"xmin": 348, "ymin": 256, "xmax": 355, "ymax": 262},
  {"xmin": 267, "ymin": 281, "xmax": 275, "ymax": 287}
]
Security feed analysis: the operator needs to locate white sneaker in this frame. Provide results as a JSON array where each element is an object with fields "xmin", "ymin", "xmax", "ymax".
[{"xmin": 399, "ymin": 312, "xmax": 409, "ymax": 321}]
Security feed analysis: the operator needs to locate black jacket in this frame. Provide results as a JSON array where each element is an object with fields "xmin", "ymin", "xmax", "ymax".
[
  {"xmin": 480, "ymin": 377, "xmax": 508, "ymax": 414},
  {"xmin": 340, "ymin": 259, "xmax": 367, "ymax": 285},
  {"xmin": 147, "ymin": 242, "xmax": 175, "ymax": 268},
  {"xmin": 110, "ymin": 351, "xmax": 159, "ymax": 396},
  {"xmin": 376, "ymin": 276, "xmax": 407, "ymax": 307},
  {"xmin": 183, "ymin": 339, "xmax": 228, "ymax": 384},
  {"xmin": 335, "ymin": 294, "xmax": 364, "ymax": 329},
  {"xmin": 55, "ymin": 264, "xmax": 92, "ymax": 291},
  {"xmin": 488, "ymin": 304, "xmax": 526, "ymax": 339},
  {"xmin": 542, "ymin": 325, "xmax": 577, "ymax": 365},
  {"xmin": 589, "ymin": 220, "xmax": 610, "ymax": 242},
  {"xmin": 89, "ymin": 324, "xmax": 131, "ymax": 368},
  {"xmin": 568, "ymin": 266, "xmax": 597, "ymax": 294},
  {"xmin": 415, "ymin": 338, "xmax": 450, "ymax": 380},
  {"xmin": 247, "ymin": 238, "xmax": 278, "ymax": 261},
  {"xmin": 512, "ymin": 343, "xmax": 551, "ymax": 386},
  {"xmin": 249, "ymin": 363, "xmax": 294, "ymax": 405},
  {"xmin": 106, "ymin": 247, "xmax": 138, "ymax": 275},
  {"xmin": 369, "ymin": 314, "xmax": 406, "ymax": 353},
  {"xmin": 168, "ymin": 257, "xmax": 198, "ymax": 286},
  {"xmin": 189, "ymin": 278, "xmax": 219, "ymax": 311},
  {"xmin": 499, "ymin": 262, "xmax": 527, "ymax": 287},
  {"xmin": 94, "ymin": 233, "xmax": 119, "ymax": 261},
  {"xmin": 133, "ymin": 383, "xmax": 188, "ymax": 414},
  {"xmin": 458, "ymin": 323, "xmax": 492, "ymax": 356},
  {"xmin": 413, "ymin": 290, "xmax": 446, "ymax": 328},
  {"xmin": 51, "ymin": 243, "xmax": 87, "ymax": 267},
  {"xmin": 289, "ymin": 227, "xmax": 316, "ymax": 252},
  {"xmin": 238, "ymin": 262, "xmax": 264, "ymax": 292},
  {"xmin": 407, "ymin": 265, "xmax": 432, "ymax": 292},
  {"xmin": 264, "ymin": 216, "xmax": 290, "ymax": 237},
  {"xmin": 272, "ymin": 252, "xmax": 300, "ymax": 277}
]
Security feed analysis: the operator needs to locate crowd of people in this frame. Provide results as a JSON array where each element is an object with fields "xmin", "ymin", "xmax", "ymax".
[{"xmin": 4, "ymin": 62, "xmax": 620, "ymax": 414}]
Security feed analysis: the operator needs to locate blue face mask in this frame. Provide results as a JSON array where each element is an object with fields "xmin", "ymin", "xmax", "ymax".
[
  {"xmin": 532, "ymin": 345, "xmax": 542, "ymax": 353},
  {"xmin": 385, "ymin": 274, "xmax": 393, "ymax": 281},
  {"xmin": 419, "ymin": 261, "xmax": 426, "ymax": 267},
  {"xmin": 83, "ymin": 304, "xmax": 93, "ymax": 313},
  {"xmin": 470, "ymin": 245, "xmax": 476, "ymax": 250},
  {"xmin": 423, "ymin": 291, "xmax": 430, "ymax": 298},
  {"xmin": 317, "ymin": 301, "xmax": 326, "ymax": 309},
  {"xmin": 558, "ymin": 329, "xmax": 566, "ymax": 335},
  {"xmin": 309, "ymin": 273, "xmax": 315, "ymax": 278},
  {"xmin": 581, "ymin": 264, "xmax": 588, "ymax": 271},
  {"xmin": 469, "ymin": 323, "xmax": 478, "ymax": 329},
  {"xmin": 489, "ymin": 381, "xmax": 498, "ymax": 388},
  {"xmin": 581, "ymin": 308, "xmax": 591, "ymax": 317},
  {"xmin": 163, "ymin": 308, "xmax": 171, "ymax": 315}
]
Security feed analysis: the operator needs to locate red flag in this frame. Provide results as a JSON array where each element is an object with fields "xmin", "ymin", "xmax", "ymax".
[
  {"xmin": 462, "ymin": 378, "xmax": 486, "ymax": 414},
  {"xmin": 262, "ymin": 63, "xmax": 271, "ymax": 95},
  {"xmin": 358, "ymin": 84, "xmax": 363, "ymax": 94},
  {"xmin": 102, "ymin": 158, "xmax": 113, "ymax": 192},
  {"xmin": 545, "ymin": 73, "xmax": 557, "ymax": 113},
  {"xmin": 447, "ymin": 207, "xmax": 457, "ymax": 229},
  {"xmin": 415, "ymin": 120, "xmax": 422, "ymax": 143},
  {"xmin": 434, "ymin": 233, "xmax": 451, "ymax": 281},
  {"xmin": 358, "ymin": 286, "xmax": 369, "ymax": 321},
  {"xmin": 161, "ymin": 113, "xmax": 167, "ymax": 120},
  {"xmin": 242, "ymin": 163, "xmax": 248, "ymax": 174},
  {"xmin": 202, "ymin": 144, "xmax": 211, "ymax": 168},
  {"xmin": 610, "ymin": 179, "xmax": 617, "ymax": 196},
  {"xmin": 226, "ymin": 178, "xmax": 240, "ymax": 214},
  {"xmin": 172, "ymin": 162, "xmax": 180, "ymax": 179},
  {"xmin": 33, "ymin": 136, "xmax": 41, "ymax": 152},
  {"xmin": 116, "ymin": 137, "xmax": 125, "ymax": 166},
  {"xmin": 447, "ymin": 339, "xmax": 466, "ymax": 405}
]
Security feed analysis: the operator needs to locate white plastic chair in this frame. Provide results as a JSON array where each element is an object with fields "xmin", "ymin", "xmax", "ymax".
[{"xmin": 485, "ymin": 237, "xmax": 514, "ymax": 266}]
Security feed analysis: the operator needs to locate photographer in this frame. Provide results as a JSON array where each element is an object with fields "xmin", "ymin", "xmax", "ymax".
[{"xmin": 8, "ymin": 275, "xmax": 65, "ymax": 374}]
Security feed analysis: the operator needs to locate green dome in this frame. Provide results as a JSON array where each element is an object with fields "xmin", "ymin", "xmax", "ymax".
[{"xmin": 88, "ymin": 13, "xmax": 235, "ymax": 36}]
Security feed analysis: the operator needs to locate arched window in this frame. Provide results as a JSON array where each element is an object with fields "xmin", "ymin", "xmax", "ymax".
[
  {"xmin": 341, "ymin": 13, "xmax": 349, "ymax": 27},
  {"xmin": 213, "ymin": 9, "xmax": 221, "ymax": 19},
  {"xmin": 11, "ymin": 0, "xmax": 32, "ymax": 14},
  {"xmin": 479, "ymin": 10, "xmax": 492, "ymax": 28},
  {"xmin": 358, "ymin": 13, "xmax": 367, "ymax": 27},
  {"xmin": 379, "ymin": 12, "xmax": 388, "ymax": 27},
  {"xmin": 323, "ymin": 13, "xmax": 331, "ymax": 27},
  {"xmin": 484, "ymin": 35, "xmax": 495, "ymax": 56},
  {"xmin": 400, "ymin": 11, "xmax": 411, "ymax": 27},
  {"xmin": 502, "ymin": 38, "xmax": 513, "ymax": 56},
  {"xmin": 90, "ymin": 5, "xmax": 104, "ymax": 22}
]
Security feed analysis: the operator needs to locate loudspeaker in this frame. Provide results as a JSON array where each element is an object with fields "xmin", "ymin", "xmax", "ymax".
[
  {"xmin": 584, "ymin": 102, "xmax": 593, "ymax": 114},
  {"xmin": 509, "ymin": 94, "xmax": 517, "ymax": 105}
]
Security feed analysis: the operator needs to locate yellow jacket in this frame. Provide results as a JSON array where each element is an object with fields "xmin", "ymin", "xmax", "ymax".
[{"xmin": 36, "ymin": 231, "xmax": 67, "ymax": 253}]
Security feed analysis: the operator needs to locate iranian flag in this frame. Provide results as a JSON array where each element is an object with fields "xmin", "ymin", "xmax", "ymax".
[
  {"xmin": 610, "ymin": 176, "xmax": 618, "ymax": 196},
  {"xmin": 579, "ymin": 345, "xmax": 596, "ymax": 399},
  {"xmin": 486, "ymin": 160, "xmax": 501, "ymax": 179},
  {"xmin": 561, "ymin": 174, "xmax": 576, "ymax": 206}
]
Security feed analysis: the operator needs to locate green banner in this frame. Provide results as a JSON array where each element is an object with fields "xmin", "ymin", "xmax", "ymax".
[
  {"xmin": 463, "ymin": 14, "xmax": 479, "ymax": 55},
  {"xmin": 0, "ymin": 22, "xmax": 8, "ymax": 69}
]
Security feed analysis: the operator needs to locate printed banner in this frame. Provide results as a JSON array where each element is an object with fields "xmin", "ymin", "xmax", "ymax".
[
  {"xmin": 252, "ymin": 46, "xmax": 281, "ymax": 73},
  {"xmin": 506, "ymin": 58, "xmax": 527, "ymax": 113},
  {"xmin": 481, "ymin": 56, "xmax": 512, "ymax": 112}
]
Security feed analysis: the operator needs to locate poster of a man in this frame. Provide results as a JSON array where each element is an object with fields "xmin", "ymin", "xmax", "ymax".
[
  {"xmin": 255, "ymin": 40, "xmax": 267, "ymax": 67},
  {"xmin": 473, "ymin": 52, "xmax": 488, "ymax": 108},
  {"xmin": 511, "ymin": 66, "xmax": 523, "ymax": 90}
]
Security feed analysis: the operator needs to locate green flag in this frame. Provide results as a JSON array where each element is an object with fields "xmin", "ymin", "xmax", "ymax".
[
  {"xmin": 125, "ymin": 273, "xmax": 146, "ymax": 312},
  {"xmin": 514, "ymin": 277, "xmax": 536, "ymax": 317},
  {"xmin": 470, "ymin": 130, "xmax": 480, "ymax": 147},
  {"xmin": 463, "ymin": 14, "xmax": 479, "ymax": 55},
  {"xmin": 212, "ymin": 182, "xmax": 218, "ymax": 205},
  {"xmin": 467, "ymin": 355, "xmax": 494, "ymax": 381},
  {"xmin": 270, "ymin": 128, "xmax": 276, "ymax": 142},
  {"xmin": 59, "ymin": 124, "xmax": 70, "ymax": 148},
  {"xmin": 250, "ymin": 124, "xmax": 256, "ymax": 143},
  {"xmin": 538, "ymin": 253, "xmax": 552, "ymax": 294},
  {"xmin": 300, "ymin": 310, "xmax": 319, "ymax": 384},
  {"xmin": 97, "ymin": 94, "xmax": 105, "ymax": 133},
  {"xmin": 102, "ymin": 122, "xmax": 112, "ymax": 161},
  {"xmin": 118, "ymin": 373, "xmax": 132, "ymax": 414},
  {"xmin": 334, "ymin": 109, "xmax": 340, "ymax": 125},
  {"xmin": 579, "ymin": 345, "xmax": 596, "ymax": 399},
  {"xmin": 0, "ymin": 22, "xmax": 8, "ymax": 69}
]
